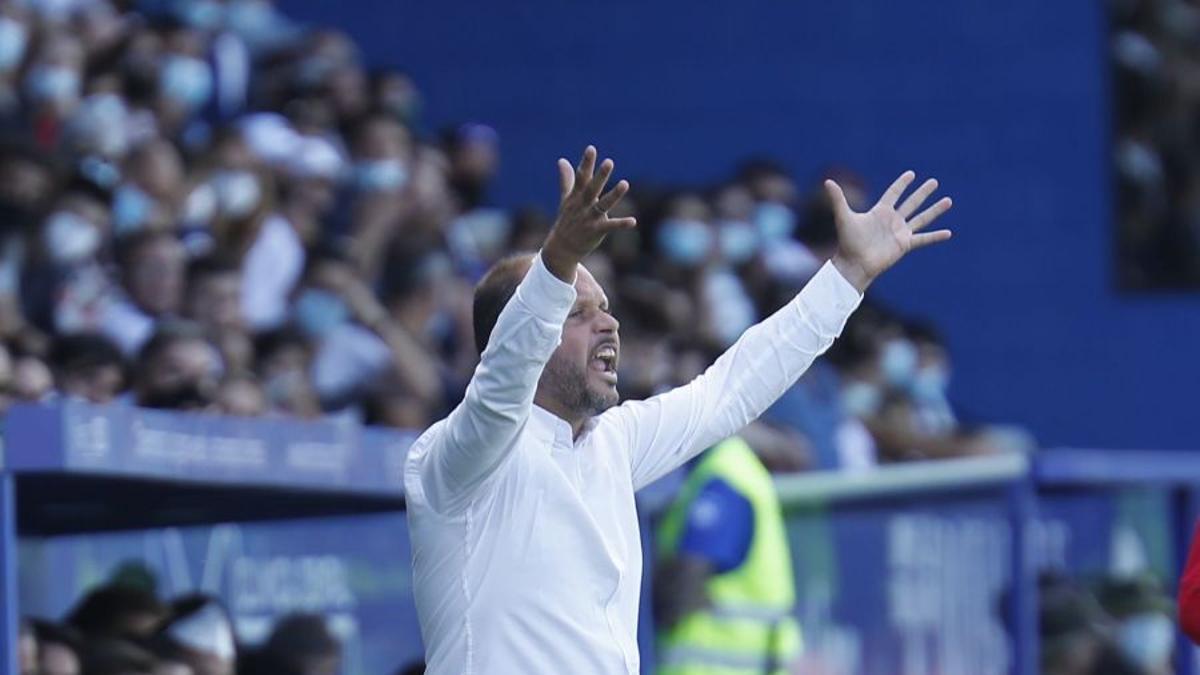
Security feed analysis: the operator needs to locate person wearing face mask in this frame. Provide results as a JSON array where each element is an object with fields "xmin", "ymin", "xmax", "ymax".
[
  {"xmin": 340, "ymin": 112, "xmax": 415, "ymax": 277},
  {"xmin": 295, "ymin": 251, "xmax": 443, "ymax": 412},
  {"xmin": 254, "ymin": 327, "xmax": 321, "ymax": 418},
  {"xmin": 152, "ymin": 22, "xmax": 216, "ymax": 137},
  {"xmin": 0, "ymin": 9, "xmax": 30, "ymax": 115},
  {"xmin": 904, "ymin": 320, "xmax": 958, "ymax": 435},
  {"xmin": 21, "ymin": 31, "xmax": 86, "ymax": 148}
]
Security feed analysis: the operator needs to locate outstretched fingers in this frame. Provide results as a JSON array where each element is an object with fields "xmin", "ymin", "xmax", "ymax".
[
  {"xmin": 910, "ymin": 230, "xmax": 953, "ymax": 250},
  {"xmin": 595, "ymin": 179, "xmax": 629, "ymax": 213},
  {"xmin": 575, "ymin": 145, "xmax": 597, "ymax": 189},
  {"xmin": 880, "ymin": 170, "xmax": 916, "ymax": 208},
  {"xmin": 897, "ymin": 178, "xmax": 938, "ymax": 219},
  {"xmin": 583, "ymin": 158, "xmax": 615, "ymax": 202},
  {"xmin": 824, "ymin": 179, "xmax": 852, "ymax": 220},
  {"xmin": 605, "ymin": 215, "xmax": 638, "ymax": 230},
  {"xmin": 557, "ymin": 159, "xmax": 574, "ymax": 201},
  {"xmin": 909, "ymin": 196, "xmax": 953, "ymax": 232}
]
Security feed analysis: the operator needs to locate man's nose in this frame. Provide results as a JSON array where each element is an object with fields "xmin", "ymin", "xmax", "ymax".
[{"xmin": 596, "ymin": 311, "xmax": 619, "ymax": 334}]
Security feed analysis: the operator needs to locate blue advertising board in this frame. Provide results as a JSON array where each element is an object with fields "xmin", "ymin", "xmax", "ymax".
[{"xmin": 19, "ymin": 513, "xmax": 423, "ymax": 675}]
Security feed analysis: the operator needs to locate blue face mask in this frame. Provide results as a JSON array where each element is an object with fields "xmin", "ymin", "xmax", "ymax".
[
  {"xmin": 210, "ymin": 170, "xmax": 261, "ymax": 219},
  {"xmin": 112, "ymin": 184, "xmax": 155, "ymax": 235},
  {"xmin": 24, "ymin": 64, "xmax": 80, "ymax": 104},
  {"xmin": 173, "ymin": 0, "xmax": 225, "ymax": 30},
  {"xmin": 880, "ymin": 339, "xmax": 919, "ymax": 388},
  {"xmin": 658, "ymin": 219, "xmax": 713, "ymax": 267},
  {"xmin": 160, "ymin": 55, "xmax": 213, "ymax": 111},
  {"xmin": 754, "ymin": 202, "xmax": 796, "ymax": 242},
  {"xmin": 354, "ymin": 159, "xmax": 408, "ymax": 192},
  {"xmin": 910, "ymin": 365, "xmax": 949, "ymax": 402},
  {"xmin": 227, "ymin": 0, "xmax": 297, "ymax": 53},
  {"xmin": 0, "ymin": 17, "xmax": 28, "ymax": 72},
  {"xmin": 294, "ymin": 288, "xmax": 349, "ymax": 338},
  {"xmin": 78, "ymin": 155, "xmax": 121, "ymax": 189},
  {"xmin": 43, "ymin": 211, "xmax": 100, "ymax": 264},
  {"xmin": 842, "ymin": 381, "xmax": 881, "ymax": 417},
  {"xmin": 1118, "ymin": 613, "xmax": 1174, "ymax": 671},
  {"xmin": 718, "ymin": 220, "xmax": 760, "ymax": 265}
]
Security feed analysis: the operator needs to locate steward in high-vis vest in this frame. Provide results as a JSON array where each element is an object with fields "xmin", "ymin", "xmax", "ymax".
[{"xmin": 654, "ymin": 436, "xmax": 802, "ymax": 675}]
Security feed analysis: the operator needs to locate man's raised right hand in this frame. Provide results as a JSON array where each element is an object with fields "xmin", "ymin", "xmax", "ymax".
[{"xmin": 542, "ymin": 145, "xmax": 637, "ymax": 282}]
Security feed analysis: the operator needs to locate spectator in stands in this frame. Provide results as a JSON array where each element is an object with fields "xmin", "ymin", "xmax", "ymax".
[
  {"xmin": 31, "ymin": 620, "xmax": 83, "ymax": 675},
  {"xmin": 369, "ymin": 67, "xmax": 421, "ymax": 127},
  {"xmin": 243, "ymin": 612, "xmax": 341, "ymax": 675},
  {"xmin": 185, "ymin": 255, "xmax": 253, "ymax": 372},
  {"xmin": 67, "ymin": 583, "xmax": 167, "ymax": 641},
  {"xmin": 12, "ymin": 350, "xmax": 53, "ymax": 402},
  {"xmin": 214, "ymin": 371, "xmax": 266, "ymax": 416},
  {"xmin": 22, "ymin": 30, "xmax": 87, "ymax": 149},
  {"xmin": 342, "ymin": 111, "xmax": 416, "ymax": 277},
  {"xmin": 135, "ymin": 321, "xmax": 220, "ymax": 409},
  {"xmin": 295, "ymin": 249, "xmax": 442, "ymax": 411},
  {"xmin": 50, "ymin": 333, "xmax": 126, "ymax": 403},
  {"xmin": 254, "ymin": 327, "xmax": 321, "ymax": 417},
  {"xmin": 107, "ymin": 230, "xmax": 189, "ymax": 355},
  {"xmin": 117, "ymin": 140, "xmax": 188, "ymax": 234},
  {"xmin": 444, "ymin": 121, "xmax": 500, "ymax": 210},
  {"xmin": 0, "ymin": 4, "xmax": 30, "ymax": 118}
]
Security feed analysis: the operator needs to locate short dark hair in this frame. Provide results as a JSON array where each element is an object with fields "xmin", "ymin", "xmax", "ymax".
[
  {"xmin": 472, "ymin": 252, "xmax": 536, "ymax": 354},
  {"xmin": 67, "ymin": 583, "xmax": 164, "ymax": 638},
  {"xmin": 186, "ymin": 254, "xmax": 241, "ymax": 287},
  {"xmin": 264, "ymin": 613, "xmax": 341, "ymax": 661},
  {"xmin": 50, "ymin": 333, "xmax": 125, "ymax": 375},
  {"xmin": 137, "ymin": 320, "xmax": 209, "ymax": 367}
]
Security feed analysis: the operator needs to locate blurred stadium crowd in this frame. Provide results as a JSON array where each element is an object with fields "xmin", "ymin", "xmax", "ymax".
[
  {"xmin": 0, "ymin": 0, "xmax": 1050, "ymax": 672},
  {"xmin": 19, "ymin": 574, "xmax": 352, "ymax": 675},
  {"xmin": 1114, "ymin": 0, "xmax": 1200, "ymax": 288}
]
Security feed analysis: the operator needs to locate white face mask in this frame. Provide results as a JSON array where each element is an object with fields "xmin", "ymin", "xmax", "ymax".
[
  {"xmin": 0, "ymin": 17, "xmax": 29, "ymax": 72},
  {"xmin": 1118, "ymin": 612, "xmax": 1174, "ymax": 670},
  {"xmin": 43, "ymin": 211, "xmax": 100, "ymax": 264},
  {"xmin": 24, "ymin": 63, "xmax": 80, "ymax": 105},
  {"xmin": 211, "ymin": 170, "xmax": 262, "ymax": 219}
]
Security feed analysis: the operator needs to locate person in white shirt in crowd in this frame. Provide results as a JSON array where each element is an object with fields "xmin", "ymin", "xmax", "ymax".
[{"xmin": 406, "ymin": 145, "xmax": 954, "ymax": 674}]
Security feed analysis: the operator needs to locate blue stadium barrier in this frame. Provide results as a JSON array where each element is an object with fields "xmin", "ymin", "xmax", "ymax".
[
  {"xmin": 0, "ymin": 401, "xmax": 417, "ymax": 675},
  {"xmin": 2, "ymin": 401, "xmax": 1198, "ymax": 674}
]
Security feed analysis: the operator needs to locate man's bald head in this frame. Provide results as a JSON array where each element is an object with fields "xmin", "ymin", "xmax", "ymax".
[{"xmin": 473, "ymin": 252, "xmax": 536, "ymax": 354}]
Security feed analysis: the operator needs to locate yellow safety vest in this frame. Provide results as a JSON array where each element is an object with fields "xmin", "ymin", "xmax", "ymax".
[{"xmin": 656, "ymin": 437, "xmax": 802, "ymax": 675}]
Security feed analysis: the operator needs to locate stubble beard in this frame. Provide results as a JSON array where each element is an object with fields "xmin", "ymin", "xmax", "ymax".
[{"xmin": 543, "ymin": 356, "xmax": 617, "ymax": 421}]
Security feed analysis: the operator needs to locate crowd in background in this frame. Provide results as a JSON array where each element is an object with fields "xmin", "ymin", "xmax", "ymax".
[
  {"xmin": 0, "ymin": 0, "xmax": 1043, "ymax": 671},
  {"xmin": 18, "ymin": 562, "xmax": 356, "ymax": 675},
  {"xmin": 0, "ymin": 0, "xmax": 1027, "ymax": 469},
  {"xmin": 1113, "ymin": 0, "xmax": 1200, "ymax": 288},
  {"xmin": 1038, "ymin": 572, "xmax": 1176, "ymax": 675}
]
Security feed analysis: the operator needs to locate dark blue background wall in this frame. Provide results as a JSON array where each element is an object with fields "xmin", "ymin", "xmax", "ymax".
[{"xmin": 283, "ymin": 0, "xmax": 1200, "ymax": 450}]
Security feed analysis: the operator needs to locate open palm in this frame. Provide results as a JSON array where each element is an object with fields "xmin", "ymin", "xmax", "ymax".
[{"xmin": 826, "ymin": 171, "xmax": 953, "ymax": 291}]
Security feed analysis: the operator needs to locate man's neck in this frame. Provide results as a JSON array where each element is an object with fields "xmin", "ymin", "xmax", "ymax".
[{"xmin": 532, "ymin": 395, "xmax": 588, "ymax": 440}]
